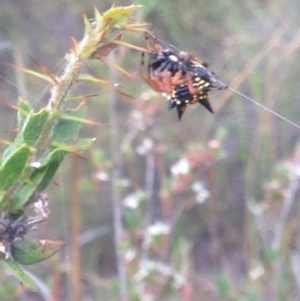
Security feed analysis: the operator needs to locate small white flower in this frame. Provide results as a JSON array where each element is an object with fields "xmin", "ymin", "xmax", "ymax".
[
  {"xmin": 118, "ymin": 178, "xmax": 131, "ymax": 188},
  {"xmin": 191, "ymin": 181, "xmax": 210, "ymax": 204},
  {"xmin": 294, "ymin": 163, "xmax": 300, "ymax": 178},
  {"xmin": 173, "ymin": 273, "xmax": 185, "ymax": 288},
  {"xmin": 134, "ymin": 260, "xmax": 154, "ymax": 281},
  {"xmin": 124, "ymin": 249, "xmax": 136, "ymax": 262},
  {"xmin": 249, "ymin": 265, "xmax": 265, "ymax": 280},
  {"xmin": 147, "ymin": 221, "xmax": 170, "ymax": 236},
  {"xmin": 136, "ymin": 138, "xmax": 153, "ymax": 155},
  {"xmin": 130, "ymin": 110, "xmax": 146, "ymax": 131},
  {"xmin": 248, "ymin": 203, "xmax": 265, "ymax": 216},
  {"xmin": 171, "ymin": 158, "xmax": 190, "ymax": 176},
  {"xmin": 31, "ymin": 161, "xmax": 42, "ymax": 168},
  {"xmin": 131, "ymin": 110, "xmax": 143, "ymax": 120},
  {"xmin": 123, "ymin": 194, "xmax": 139, "ymax": 210},
  {"xmin": 95, "ymin": 171, "xmax": 109, "ymax": 182}
]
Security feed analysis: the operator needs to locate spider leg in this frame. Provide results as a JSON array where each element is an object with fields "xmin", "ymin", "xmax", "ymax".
[
  {"xmin": 186, "ymin": 75, "xmax": 198, "ymax": 95},
  {"xmin": 160, "ymin": 71, "xmax": 176, "ymax": 95},
  {"xmin": 140, "ymin": 52, "xmax": 162, "ymax": 92},
  {"xmin": 197, "ymin": 91, "xmax": 214, "ymax": 113},
  {"xmin": 177, "ymin": 104, "xmax": 187, "ymax": 120},
  {"xmin": 144, "ymin": 32, "xmax": 153, "ymax": 52},
  {"xmin": 140, "ymin": 52, "xmax": 147, "ymax": 81},
  {"xmin": 170, "ymin": 70, "xmax": 183, "ymax": 85}
]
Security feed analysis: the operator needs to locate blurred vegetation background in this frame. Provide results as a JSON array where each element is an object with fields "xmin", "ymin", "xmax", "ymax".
[{"xmin": 1, "ymin": 0, "xmax": 300, "ymax": 300}]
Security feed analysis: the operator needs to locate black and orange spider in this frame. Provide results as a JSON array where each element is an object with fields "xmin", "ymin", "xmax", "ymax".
[
  {"xmin": 167, "ymin": 61, "xmax": 227, "ymax": 119},
  {"xmin": 140, "ymin": 32, "xmax": 227, "ymax": 119}
]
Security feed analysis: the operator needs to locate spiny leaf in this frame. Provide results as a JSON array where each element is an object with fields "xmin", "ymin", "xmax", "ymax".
[
  {"xmin": 11, "ymin": 239, "xmax": 65, "ymax": 265},
  {"xmin": 0, "ymin": 257, "xmax": 37, "ymax": 291}
]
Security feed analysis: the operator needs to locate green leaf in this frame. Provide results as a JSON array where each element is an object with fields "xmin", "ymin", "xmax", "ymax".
[
  {"xmin": 102, "ymin": 5, "xmax": 141, "ymax": 29},
  {"xmin": 11, "ymin": 239, "xmax": 65, "ymax": 265},
  {"xmin": 22, "ymin": 109, "xmax": 50, "ymax": 146},
  {"xmin": 17, "ymin": 97, "xmax": 32, "ymax": 130},
  {"xmin": 9, "ymin": 167, "xmax": 48, "ymax": 213},
  {"xmin": 125, "ymin": 210, "xmax": 140, "ymax": 231},
  {"xmin": 94, "ymin": 7, "xmax": 103, "ymax": 24},
  {"xmin": 53, "ymin": 104, "xmax": 86, "ymax": 143},
  {"xmin": 0, "ymin": 257, "xmax": 37, "ymax": 291},
  {"xmin": 0, "ymin": 192, "xmax": 7, "ymax": 211},
  {"xmin": 0, "ymin": 145, "xmax": 31, "ymax": 190},
  {"xmin": 77, "ymin": 138, "xmax": 96, "ymax": 150},
  {"xmin": 37, "ymin": 148, "xmax": 69, "ymax": 191},
  {"xmin": 83, "ymin": 12, "xmax": 92, "ymax": 34}
]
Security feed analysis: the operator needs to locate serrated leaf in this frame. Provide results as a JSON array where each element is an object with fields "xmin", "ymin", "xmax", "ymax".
[
  {"xmin": 11, "ymin": 239, "xmax": 65, "ymax": 265},
  {"xmin": 53, "ymin": 104, "xmax": 86, "ymax": 143},
  {"xmin": 0, "ymin": 257, "xmax": 37, "ymax": 291},
  {"xmin": 23, "ymin": 110, "xmax": 50, "ymax": 146},
  {"xmin": 0, "ymin": 145, "xmax": 31, "ymax": 190}
]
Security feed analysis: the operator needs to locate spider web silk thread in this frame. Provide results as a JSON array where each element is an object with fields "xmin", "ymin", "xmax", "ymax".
[{"xmin": 228, "ymin": 86, "xmax": 300, "ymax": 130}]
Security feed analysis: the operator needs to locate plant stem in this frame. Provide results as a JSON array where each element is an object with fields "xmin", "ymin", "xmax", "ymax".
[
  {"xmin": 109, "ymin": 52, "xmax": 128, "ymax": 301},
  {"xmin": 70, "ymin": 155, "xmax": 82, "ymax": 301}
]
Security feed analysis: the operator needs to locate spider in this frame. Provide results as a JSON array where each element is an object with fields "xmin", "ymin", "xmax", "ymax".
[
  {"xmin": 140, "ymin": 32, "xmax": 227, "ymax": 119},
  {"xmin": 166, "ymin": 62, "xmax": 227, "ymax": 119}
]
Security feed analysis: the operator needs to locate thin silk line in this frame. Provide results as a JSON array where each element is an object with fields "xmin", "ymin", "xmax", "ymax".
[{"xmin": 228, "ymin": 86, "xmax": 300, "ymax": 130}]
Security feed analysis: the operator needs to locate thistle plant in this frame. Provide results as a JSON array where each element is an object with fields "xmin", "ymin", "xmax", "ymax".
[{"xmin": 0, "ymin": 5, "xmax": 145, "ymax": 290}]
